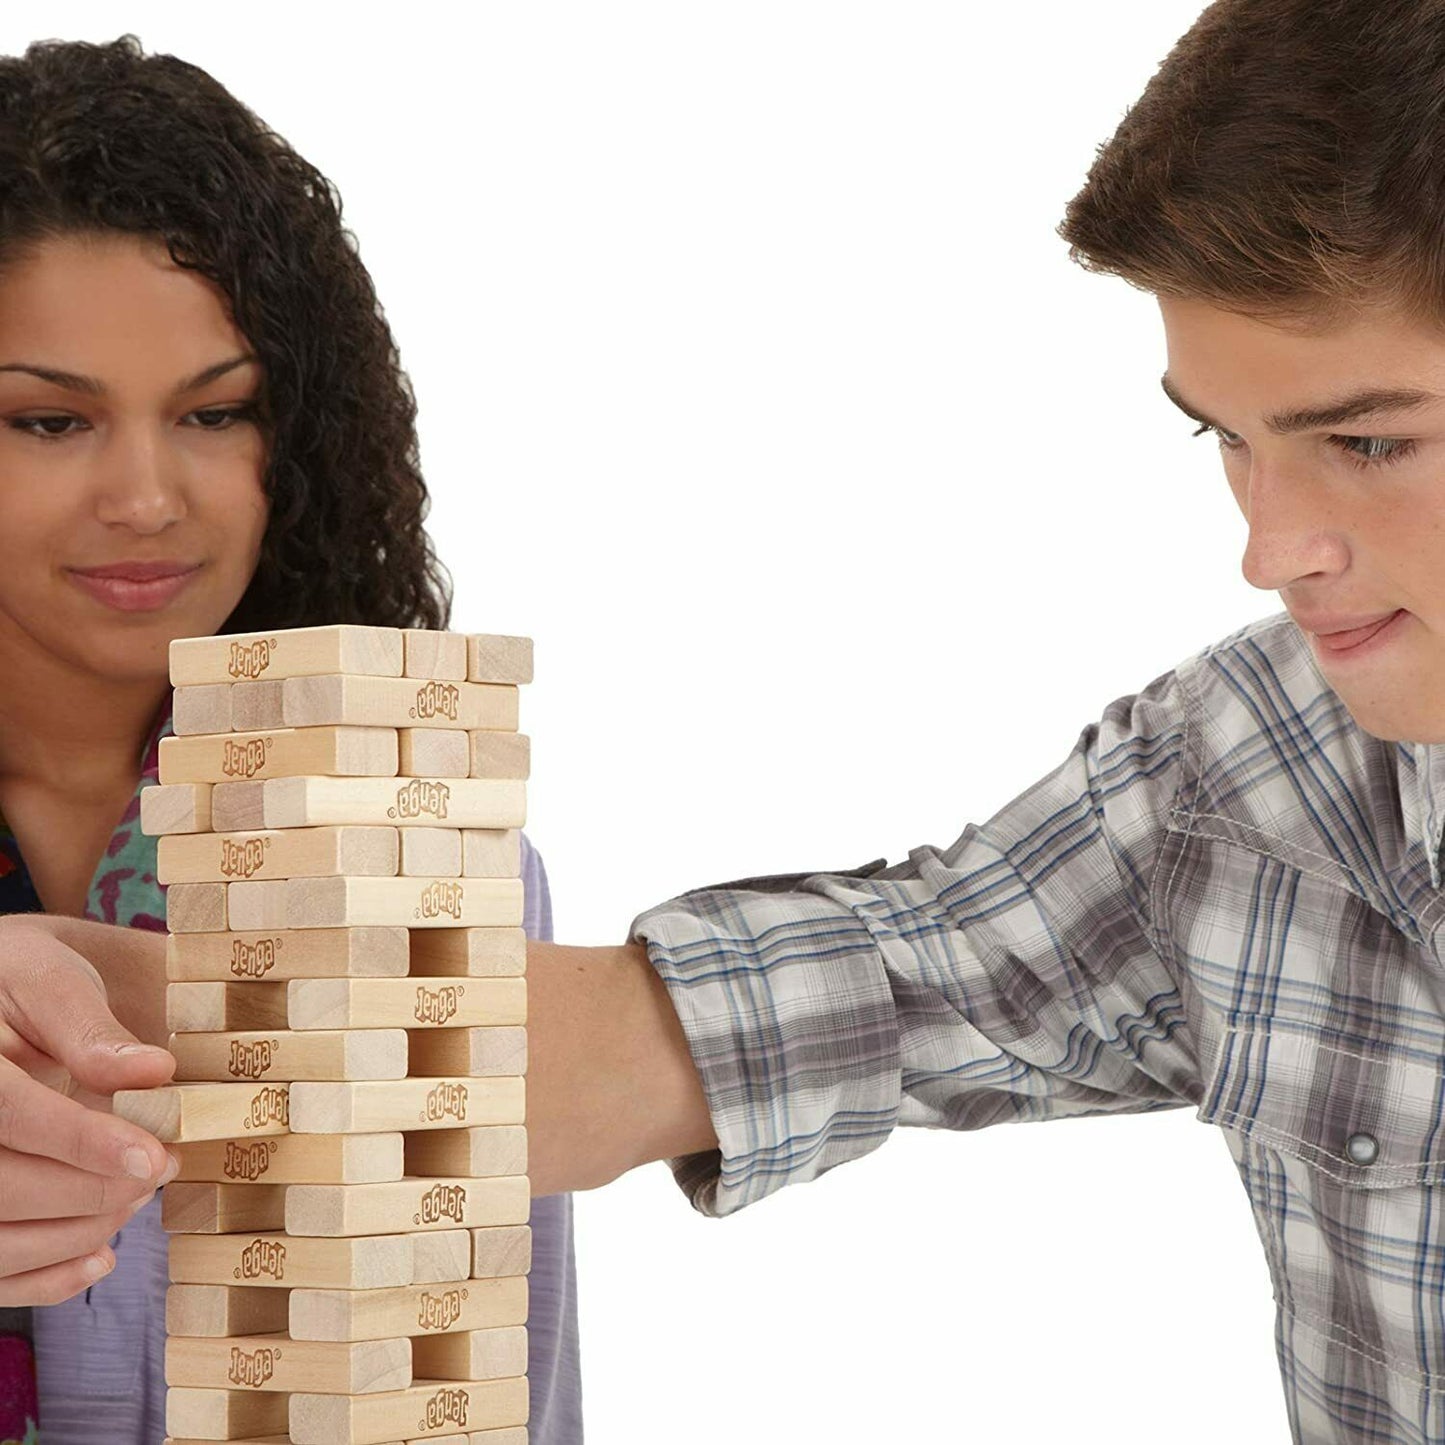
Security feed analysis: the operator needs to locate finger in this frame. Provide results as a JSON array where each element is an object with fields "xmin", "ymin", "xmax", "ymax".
[
  {"xmin": 0, "ymin": 1207, "xmax": 137, "ymax": 1281},
  {"xmin": 0, "ymin": 1245, "xmax": 116, "ymax": 1308},
  {"xmin": 0, "ymin": 1145, "xmax": 163, "ymax": 1221}
]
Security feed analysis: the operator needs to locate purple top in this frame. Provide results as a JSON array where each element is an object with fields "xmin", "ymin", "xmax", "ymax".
[{"xmin": 0, "ymin": 697, "xmax": 583, "ymax": 1442}]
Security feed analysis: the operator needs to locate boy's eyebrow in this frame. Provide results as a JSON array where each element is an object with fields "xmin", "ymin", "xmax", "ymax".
[
  {"xmin": 1160, "ymin": 372, "xmax": 1441, "ymax": 434},
  {"xmin": 0, "ymin": 353, "xmax": 259, "ymax": 398}
]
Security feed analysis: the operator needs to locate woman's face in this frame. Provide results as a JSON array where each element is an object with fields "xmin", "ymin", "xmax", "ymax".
[{"xmin": 0, "ymin": 230, "xmax": 270, "ymax": 687}]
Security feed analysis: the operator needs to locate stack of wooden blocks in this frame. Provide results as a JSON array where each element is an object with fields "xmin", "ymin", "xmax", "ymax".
[{"xmin": 115, "ymin": 623, "xmax": 535, "ymax": 1445}]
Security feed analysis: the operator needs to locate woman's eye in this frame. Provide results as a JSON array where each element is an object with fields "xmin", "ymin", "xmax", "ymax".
[{"xmin": 7, "ymin": 403, "xmax": 259, "ymax": 441}]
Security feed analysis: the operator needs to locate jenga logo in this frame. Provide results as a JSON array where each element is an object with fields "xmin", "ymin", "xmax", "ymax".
[
  {"xmin": 416, "ymin": 1288, "xmax": 466, "ymax": 1331},
  {"xmin": 220, "ymin": 836, "xmax": 269, "ymax": 878},
  {"xmin": 245, "ymin": 1085, "xmax": 288, "ymax": 1129},
  {"xmin": 228, "ymin": 638, "xmax": 274, "ymax": 680},
  {"xmin": 391, "ymin": 778, "xmax": 451, "ymax": 820},
  {"xmin": 222, "ymin": 737, "xmax": 270, "ymax": 779},
  {"xmin": 228, "ymin": 1039, "xmax": 276, "ymax": 1079},
  {"xmin": 235, "ymin": 1238, "xmax": 286, "ymax": 1280},
  {"xmin": 416, "ymin": 1183, "xmax": 467, "ymax": 1226},
  {"xmin": 418, "ymin": 881, "xmax": 464, "ymax": 921},
  {"xmin": 228, "ymin": 1345, "xmax": 278, "ymax": 1387},
  {"xmin": 411, "ymin": 680, "xmax": 459, "ymax": 721},
  {"xmin": 230, "ymin": 937, "xmax": 277, "ymax": 978},
  {"xmin": 423, "ymin": 1081, "xmax": 468, "ymax": 1123},
  {"xmin": 423, "ymin": 1388, "xmax": 469, "ymax": 1430},
  {"xmin": 414, "ymin": 984, "xmax": 460, "ymax": 1025},
  {"xmin": 223, "ymin": 1140, "xmax": 275, "ymax": 1181}
]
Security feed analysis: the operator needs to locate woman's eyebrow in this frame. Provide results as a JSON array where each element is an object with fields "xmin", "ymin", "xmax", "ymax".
[
  {"xmin": 0, "ymin": 353, "xmax": 259, "ymax": 397},
  {"xmin": 1160, "ymin": 371, "xmax": 1441, "ymax": 433}
]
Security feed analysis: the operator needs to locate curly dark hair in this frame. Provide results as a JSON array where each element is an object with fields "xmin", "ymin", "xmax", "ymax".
[{"xmin": 0, "ymin": 32, "xmax": 452, "ymax": 634}]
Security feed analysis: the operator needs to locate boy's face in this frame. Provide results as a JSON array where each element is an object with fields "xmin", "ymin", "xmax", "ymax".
[{"xmin": 1158, "ymin": 294, "xmax": 1445, "ymax": 744}]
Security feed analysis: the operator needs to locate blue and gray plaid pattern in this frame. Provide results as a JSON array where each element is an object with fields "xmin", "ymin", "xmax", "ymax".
[{"xmin": 631, "ymin": 608, "xmax": 1445, "ymax": 1444}]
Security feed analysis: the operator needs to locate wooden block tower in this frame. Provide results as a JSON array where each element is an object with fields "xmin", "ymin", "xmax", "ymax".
[{"xmin": 115, "ymin": 623, "xmax": 534, "ymax": 1445}]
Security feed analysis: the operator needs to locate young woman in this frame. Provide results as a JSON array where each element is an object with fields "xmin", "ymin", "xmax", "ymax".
[{"xmin": 0, "ymin": 34, "xmax": 580, "ymax": 1443}]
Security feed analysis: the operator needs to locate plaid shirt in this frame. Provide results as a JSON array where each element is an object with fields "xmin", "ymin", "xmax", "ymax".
[{"xmin": 631, "ymin": 607, "xmax": 1445, "ymax": 1445}]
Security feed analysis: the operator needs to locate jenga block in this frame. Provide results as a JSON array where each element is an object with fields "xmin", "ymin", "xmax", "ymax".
[
  {"xmin": 173, "ymin": 1133, "xmax": 405, "ymax": 1186},
  {"xmin": 158, "ymin": 826, "xmax": 400, "ymax": 886},
  {"xmin": 467, "ymin": 1431, "xmax": 528, "ymax": 1445},
  {"xmin": 285, "ymin": 878, "xmax": 524, "ymax": 931},
  {"xmin": 165, "ymin": 1385, "xmax": 289, "ymax": 1439},
  {"xmin": 460, "ymin": 832, "xmax": 521, "ymax": 879},
  {"xmin": 210, "ymin": 780, "xmax": 267, "ymax": 832},
  {"xmin": 168, "ymin": 982, "xmax": 290, "ymax": 1032},
  {"xmin": 411, "ymin": 1329, "xmax": 527, "ymax": 1384},
  {"xmin": 170, "ymin": 625, "xmax": 404, "ymax": 687},
  {"xmin": 403, "ymin": 1128, "xmax": 527, "ymax": 1180},
  {"xmin": 467, "ymin": 733, "xmax": 530, "ymax": 781},
  {"xmin": 289, "ymin": 1078, "xmax": 523, "ymax": 1135},
  {"xmin": 113, "ymin": 1081, "xmax": 290, "ymax": 1142},
  {"xmin": 404, "ymin": 631, "xmax": 468, "ymax": 681},
  {"xmin": 230, "ymin": 678, "xmax": 286, "ymax": 732},
  {"xmin": 400, "ymin": 828, "xmax": 463, "ymax": 878},
  {"xmin": 288, "ymin": 1276, "xmax": 527, "ymax": 1343},
  {"xmin": 283, "ymin": 676, "xmax": 518, "ymax": 734},
  {"xmin": 141, "ymin": 783, "xmax": 214, "ymax": 836},
  {"xmin": 159, "ymin": 727, "xmax": 399, "ymax": 785},
  {"xmin": 226, "ymin": 881, "xmax": 291, "ymax": 932},
  {"xmin": 288, "ymin": 979, "xmax": 526, "ymax": 1032},
  {"xmin": 466, "ymin": 635, "xmax": 533, "ymax": 685},
  {"xmin": 399, "ymin": 729, "xmax": 470, "ymax": 778},
  {"xmin": 162, "ymin": 1182, "xmax": 288, "ymax": 1233},
  {"xmin": 174, "ymin": 684, "xmax": 234, "ymax": 736},
  {"xmin": 166, "ymin": 1283, "xmax": 291, "ymax": 1338},
  {"xmin": 409, "ymin": 930, "xmax": 526, "ymax": 979},
  {"xmin": 410, "ymin": 1230, "xmax": 472, "ymax": 1285},
  {"xmin": 285, "ymin": 1176, "xmax": 529, "ymax": 1237},
  {"xmin": 257, "ymin": 778, "xmax": 524, "ymax": 831},
  {"xmin": 288, "ymin": 1376, "xmax": 528, "ymax": 1444},
  {"xmin": 170, "ymin": 1029, "xmax": 408, "ymax": 1083},
  {"xmin": 168, "ymin": 883, "xmax": 229, "ymax": 933},
  {"xmin": 169, "ymin": 1231, "xmax": 414, "ymax": 1289},
  {"xmin": 470, "ymin": 1228, "xmax": 531, "ymax": 1281},
  {"xmin": 167, "ymin": 928, "xmax": 411, "ymax": 983},
  {"xmin": 406, "ymin": 1030, "xmax": 527, "ymax": 1081},
  {"xmin": 164, "ymin": 1331, "xmax": 412, "ymax": 1395},
  {"xmin": 163, "ymin": 1436, "xmax": 293, "ymax": 1445}
]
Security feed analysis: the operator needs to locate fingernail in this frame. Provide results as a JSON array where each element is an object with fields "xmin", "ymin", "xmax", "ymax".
[
  {"xmin": 126, "ymin": 1191, "xmax": 155, "ymax": 1218},
  {"xmin": 113, "ymin": 1043, "xmax": 165, "ymax": 1056},
  {"xmin": 159, "ymin": 1151, "xmax": 181, "ymax": 1186},
  {"xmin": 82, "ymin": 1253, "xmax": 113, "ymax": 1282},
  {"xmin": 122, "ymin": 1146, "xmax": 153, "ymax": 1181}
]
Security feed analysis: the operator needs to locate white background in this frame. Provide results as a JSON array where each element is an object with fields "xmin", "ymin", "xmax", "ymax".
[{"xmin": 1, "ymin": 5, "xmax": 1291, "ymax": 1441}]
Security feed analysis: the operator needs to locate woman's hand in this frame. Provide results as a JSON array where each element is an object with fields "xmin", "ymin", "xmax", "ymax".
[{"xmin": 0, "ymin": 914, "xmax": 178, "ymax": 1305}]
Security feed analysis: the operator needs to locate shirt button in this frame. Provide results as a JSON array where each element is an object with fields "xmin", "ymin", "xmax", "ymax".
[{"xmin": 1345, "ymin": 1132, "xmax": 1380, "ymax": 1166}]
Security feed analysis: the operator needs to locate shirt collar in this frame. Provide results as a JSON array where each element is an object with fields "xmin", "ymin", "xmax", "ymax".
[{"xmin": 1404, "ymin": 739, "xmax": 1445, "ymax": 891}]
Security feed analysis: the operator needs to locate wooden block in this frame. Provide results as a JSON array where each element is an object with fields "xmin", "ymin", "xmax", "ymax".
[
  {"xmin": 409, "ymin": 930, "xmax": 525, "ymax": 979},
  {"xmin": 285, "ymin": 877, "xmax": 524, "ymax": 931},
  {"xmin": 470, "ymin": 1227, "xmax": 531, "ymax": 1281},
  {"xmin": 210, "ymin": 780, "xmax": 267, "ymax": 832},
  {"xmin": 141, "ymin": 782, "xmax": 214, "ymax": 836},
  {"xmin": 283, "ymin": 676, "xmax": 518, "ymax": 733},
  {"xmin": 231, "ymin": 678, "xmax": 285, "ymax": 732},
  {"xmin": 163, "ymin": 1436, "xmax": 292, "ymax": 1445},
  {"xmin": 170, "ymin": 625, "xmax": 404, "ymax": 687},
  {"xmin": 165, "ymin": 1385, "xmax": 289, "ymax": 1439},
  {"xmin": 159, "ymin": 727, "xmax": 399, "ymax": 785},
  {"xmin": 173, "ymin": 1133, "xmax": 404, "ymax": 1186},
  {"xmin": 258, "ymin": 777, "xmax": 524, "ymax": 831},
  {"xmin": 169, "ymin": 1231, "xmax": 414, "ymax": 1289},
  {"xmin": 466, "ymin": 634, "xmax": 533, "ymax": 685},
  {"xmin": 399, "ymin": 729, "xmax": 470, "ymax": 778},
  {"xmin": 167, "ymin": 928, "xmax": 411, "ymax": 983},
  {"xmin": 288, "ymin": 979, "xmax": 526, "ymax": 1032},
  {"xmin": 165, "ymin": 1331, "xmax": 412, "ymax": 1394},
  {"xmin": 288, "ymin": 1376, "xmax": 528, "ymax": 1444},
  {"xmin": 168, "ymin": 883, "xmax": 228, "ymax": 933},
  {"xmin": 460, "ymin": 831, "xmax": 521, "ymax": 879},
  {"xmin": 400, "ymin": 828, "xmax": 462, "ymax": 877},
  {"xmin": 162, "ymin": 1182, "xmax": 288, "ymax": 1234},
  {"xmin": 466, "ymin": 1431, "xmax": 528, "ymax": 1445},
  {"xmin": 168, "ymin": 982, "xmax": 289, "ymax": 1032},
  {"xmin": 411, "ymin": 1328, "xmax": 526, "ymax": 1384},
  {"xmin": 410, "ymin": 1230, "xmax": 472, "ymax": 1285},
  {"xmin": 468, "ymin": 732, "xmax": 530, "ymax": 781},
  {"xmin": 169, "ymin": 1029, "xmax": 408, "ymax": 1083},
  {"xmin": 406, "ymin": 1030, "xmax": 526, "ymax": 1081},
  {"xmin": 226, "ymin": 881, "xmax": 291, "ymax": 932},
  {"xmin": 403, "ymin": 1128, "xmax": 527, "ymax": 1179},
  {"xmin": 289, "ymin": 1276, "xmax": 527, "ymax": 1343},
  {"xmin": 113, "ymin": 1082, "xmax": 290, "ymax": 1142},
  {"xmin": 404, "ymin": 631, "xmax": 468, "ymax": 681},
  {"xmin": 159, "ymin": 826, "xmax": 400, "ymax": 886},
  {"xmin": 289, "ymin": 1077, "xmax": 524, "ymax": 1135},
  {"xmin": 174, "ymin": 683, "xmax": 234, "ymax": 736},
  {"xmin": 167, "ymin": 1283, "xmax": 291, "ymax": 1338},
  {"xmin": 285, "ymin": 1176, "xmax": 529, "ymax": 1237}
]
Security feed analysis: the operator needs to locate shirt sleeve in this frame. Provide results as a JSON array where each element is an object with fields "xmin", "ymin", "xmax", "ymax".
[{"xmin": 628, "ymin": 662, "xmax": 1200, "ymax": 1218}]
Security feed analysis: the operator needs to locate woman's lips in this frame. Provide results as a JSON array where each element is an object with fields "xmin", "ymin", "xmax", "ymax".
[{"xmin": 66, "ymin": 565, "xmax": 202, "ymax": 613}]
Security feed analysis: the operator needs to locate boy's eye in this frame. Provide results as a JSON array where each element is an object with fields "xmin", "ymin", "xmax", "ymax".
[{"xmin": 1191, "ymin": 421, "xmax": 1418, "ymax": 470}]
